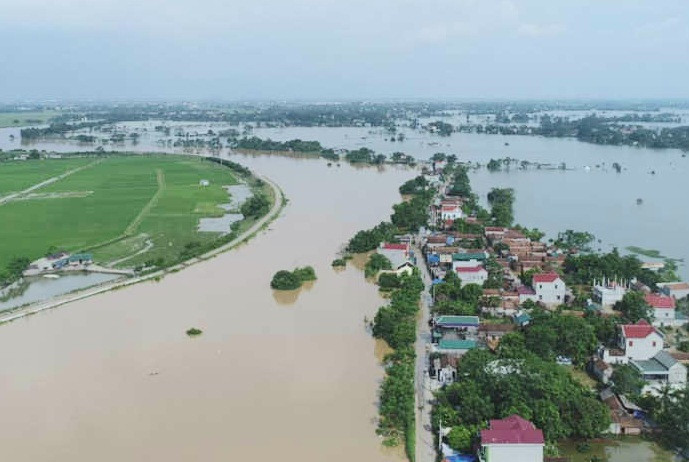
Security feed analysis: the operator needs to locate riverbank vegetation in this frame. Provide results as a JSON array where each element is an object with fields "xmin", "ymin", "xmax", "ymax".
[
  {"xmin": 487, "ymin": 187, "xmax": 514, "ymax": 227},
  {"xmin": 270, "ymin": 266, "xmax": 317, "ymax": 290},
  {"xmin": 231, "ymin": 137, "xmax": 340, "ymax": 161},
  {"xmin": 373, "ymin": 273, "xmax": 424, "ymax": 459},
  {"xmin": 364, "ymin": 254, "xmax": 392, "ymax": 278}
]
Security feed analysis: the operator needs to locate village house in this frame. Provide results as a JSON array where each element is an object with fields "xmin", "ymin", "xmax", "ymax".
[
  {"xmin": 592, "ymin": 280, "xmax": 628, "ymax": 307},
  {"xmin": 455, "ymin": 265, "xmax": 488, "ymax": 287},
  {"xmin": 631, "ymin": 350, "xmax": 687, "ymax": 393},
  {"xmin": 431, "ymin": 355, "xmax": 458, "ymax": 384},
  {"xmin": 479, "ymin": 415, "xmax": 544, "ymax": 462},
  {"xmin": 440, "ymin": 204, "xmax": 463, "ymax": 221},
  {"xmin": 531, "ymin": 272, "xmax": 566, "ymax": 306},
  {"xmin": 378, "ymin": 242, "xmax": 413, "ymax": 267},
  {"xmin": 602, "ymin": 319, "xmax": 664, "ymax": 364},
  {"xmin": 517, "ymin": 285, "xmax": 537, "ymax": 304},
  {"xmin": 484, "ymin": 226, "xmax": 507, "ymax": 242},
  {"xmin": 657, "ymin": 282, "xmax": 689, "ymax": 300},
  {"xmin": 451, "ymin": 251, "xmax": 488, "ymax": 271},
  {"xmin": 645, "ymin": 294, "xmax": 682, "ymax": 327},
  {"xmin": 432, "ymin": 315, "xmax": 480, "ymax": 356},
  {"xmin": 23, "ymin": 252, "xmax": 93, "ymax": 276}
]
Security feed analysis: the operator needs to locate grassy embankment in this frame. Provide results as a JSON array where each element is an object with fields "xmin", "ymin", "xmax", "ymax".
[{"xmin": 0, "ymin": 154, "xmax": 261, "ymax": 270}]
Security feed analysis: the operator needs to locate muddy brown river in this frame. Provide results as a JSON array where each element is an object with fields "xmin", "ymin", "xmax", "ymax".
[{"xmin": 0, "ymin": 155, "xmax": 415, "ymax": 461}]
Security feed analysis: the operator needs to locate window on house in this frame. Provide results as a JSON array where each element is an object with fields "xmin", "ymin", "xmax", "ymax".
[
  {"xmin": 555, "ymin": 284, "xmax": 558, "ymax": 289},
  {"xmin": 557, "ymin": 295, "xmax": 561, "ymax": 300},
  {"xmin": 629, "ymin": 341, "xmax": 634, "ymax": 347},
  {"xmin": 539, "ymin": 295, "xmax": 543, "ymax": 300},
  {"xmin": 652, "ymin": 341, "xmax": 656, "ymax": 347}
]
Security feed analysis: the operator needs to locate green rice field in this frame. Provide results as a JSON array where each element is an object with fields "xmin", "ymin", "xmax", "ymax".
[{"xmin": 0, "ymin": 154, "xmax": 250, "ymax": 269}]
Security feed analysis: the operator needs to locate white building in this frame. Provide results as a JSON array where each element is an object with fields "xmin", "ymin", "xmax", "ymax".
[
  {"xmin": 440, "ymin": 204, "xmax": 463, "ymax": 221},
  {"xmin": 378, "ymin": 243, "xmax": 411, "ymax": 269},
  {"xmin": 658, "ymin": 282, "xmax": 689, "ymax": 300},
  {"xmin": 593, "ymin": 280, "xmax": 628, "ymax": 307},
  {"xmin": 455, "ymin": 266, "xmax": 488, "ymax": 287},
  {"xmin": 631, "ymin": 351, "xmax": 687, "ymax": 394},
  {"xmin": 645, "ymin": 294, "xmax": 683, "ymax": 327},
  {"xmin": 479, "ymin": 415, "xmax": 544, "ymax": 462},
  {"xmin": 532, "ymin": 273, "xmax": 566, "ymax": 306},
  {"xmin": 602, "ymin": 320, "xmax": 664, "ymax": 365}
]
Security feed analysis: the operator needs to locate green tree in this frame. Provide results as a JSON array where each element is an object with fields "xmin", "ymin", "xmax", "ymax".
[
  {"xmin": 615, "ymin": 291, "xmax": 652, "ymax": 323},
  {"xmin": 270, "ymin": 270, "xmax": 301, "ymax": 290},
  {"xmin": 611, "ymin": 364, "xmax": 644, "ymax": 396},
  {"xmin": 446, "ymin": 425, "xmax": 477, "ymax": 453}
]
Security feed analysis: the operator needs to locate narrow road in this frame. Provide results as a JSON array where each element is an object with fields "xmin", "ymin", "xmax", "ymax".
[
  {"xmin": 124, "ymin": 168, "xmax": 165, "ymax": 236},
  {"xmin": 0, "ymin": 159, "xmax": 101, "ymax": 206},
  {"xmin": 414, "ymin": 243, "xmax": 436, "ymax": 462},
  {"xmin": 0, "ymin": 173, "xmax": 284, "ymax": 325}
]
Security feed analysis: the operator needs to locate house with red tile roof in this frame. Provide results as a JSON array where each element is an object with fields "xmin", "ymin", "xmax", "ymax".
[
  {"xmin": 455, "ymin": 265, "xmax": 488, "ymax": 287},
  {"xmin": 531, "ymin": 272, "xmax": 566, "ymax": 306},
  {"xmin": 602, "ymin": 319, "xmax": 664, "ymax": 365},
  {"xmin": 479, "ymin": 415, "xmax": 544, "ymax": 462},
  {"xmin": 644, "ymin": 293, "xmax": 683, "ymax": 327}
]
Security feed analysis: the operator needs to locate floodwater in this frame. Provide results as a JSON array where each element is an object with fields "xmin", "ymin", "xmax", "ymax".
[
  {"xmin": 2, "ymin": 121, "xmax": 687, "ymax": 277},
  {"xmin": 198, "ymin": 184, "xmax": 252, "ymax": 233},
  {"xmin": 0, "ymin": 272, "xmax": 121, "ymax": 312},
  {"xmin": 0, "ymin": 156, "xmax": 415, "ymax": 462}
]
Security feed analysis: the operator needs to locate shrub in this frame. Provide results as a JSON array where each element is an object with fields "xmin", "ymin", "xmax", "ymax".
[{"xmin": 270, "ymin": 270, "xmax": 302, "ymax": 290}]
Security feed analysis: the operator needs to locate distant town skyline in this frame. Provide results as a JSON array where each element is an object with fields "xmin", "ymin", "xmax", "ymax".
[{"xmin": 2, "ymin": 0, "xmax": 688, "ymax": 101}]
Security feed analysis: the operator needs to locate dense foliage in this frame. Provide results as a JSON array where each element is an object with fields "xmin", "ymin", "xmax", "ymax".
[
  {"xmin": 554, "ymin": 230, "xmax": 596, "ymax": 252},
  {"xmin": 642, "ymin": 386, "xmax": 689, "ymax": 453},
  {"xmin": 345, "ymin": 147, "xmax": 385, "ymax": 164},
  {"xmin": 563, "ymin": 248, "xmax": 661, "ymax": 288},
  {"xmin": 240, "ymin": 194, "xmax": 271, "ymax": 218},
  {"xmin": 270, "ymin": 266, "xmax": 317, "ymax": 290},
  {"xmin": 519, "ymin": 310, "xmax": 598, "ymax": 364},
  {"xmin": 433, "ymin": 349, "xmax": 610, "ymax": 449},
  {"xmin": 346, "ymin": 222, "xmax": 397, "ymax": 253},
  {"xmin": 365, "ymin": 253, "xmax": 393, "ymax": 278},
  {"xmin": 614, "ymin": 290, "xmax": 653, "ymax": 323},
  {"xmin": 373, "ymin": 273, "xmax": 425, "ymax": 458},
  {"xmin": 432, "ymin": 271, "xmax": 482, "ymax": 316},
  {"xmin": 398, "ymin": 176, "xmax": 429, "ymax": 195},
  {"xmin": 391, "ymin": 194, "xmax": 432, "ymax": 231},
  {"xmin": 0, "ymin": 256, "xmax": 30, "ymax": 288},
  {"xmin": 487, "ymin": 188, "xmax": 514, "ymax": 227}
]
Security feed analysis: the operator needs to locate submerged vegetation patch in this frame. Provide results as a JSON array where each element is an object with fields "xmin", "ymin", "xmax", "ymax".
[{"xmin": 270, "ymin": 266, "xmax": 317, "ymax": 290}]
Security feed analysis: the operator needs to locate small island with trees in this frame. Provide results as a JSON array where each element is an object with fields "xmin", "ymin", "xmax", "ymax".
[{"xmin": 270, "ymin": 266, "xmax": 317, "ymax": 290}]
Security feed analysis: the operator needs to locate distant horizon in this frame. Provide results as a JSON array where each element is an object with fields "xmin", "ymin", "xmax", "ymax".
[{"xmin": 4, "ymin": 97, "xmax": 689, "ymax": 106}]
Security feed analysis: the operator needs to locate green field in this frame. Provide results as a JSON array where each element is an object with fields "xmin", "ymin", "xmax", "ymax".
[
  {"xmin": 0, "ymin": 110, "xmax": 60, "ymax": 128},
  {"xmin": 0, "ymin": 154, "xmax": 253, "ymax": 269},
  {"xmin": 0, "ymin": 158, "xmax": 94, "ymax": 196}
]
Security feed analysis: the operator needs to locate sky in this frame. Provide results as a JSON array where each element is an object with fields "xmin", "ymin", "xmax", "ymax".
[{"xmin": 1, "ymin": 0, "xmax": 688, "ymax": 101}]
